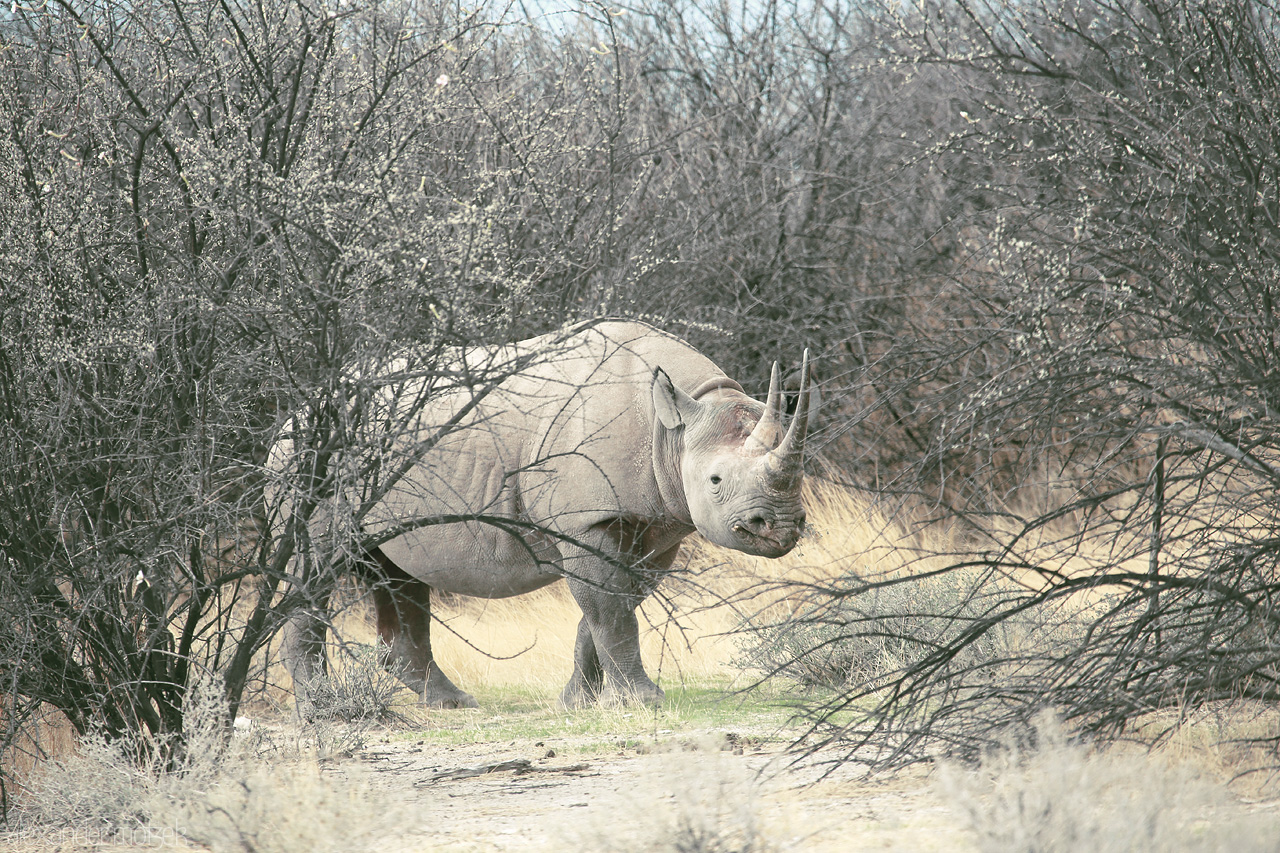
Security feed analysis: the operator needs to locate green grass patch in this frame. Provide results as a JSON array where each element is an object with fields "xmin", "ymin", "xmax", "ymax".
[{"xmin": 381, "ymin": 678, "xmax": 811, "ymax": 755}]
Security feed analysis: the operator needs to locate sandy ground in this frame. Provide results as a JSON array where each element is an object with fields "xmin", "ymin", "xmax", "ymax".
[
  {"xmin": 9, "ymin": 707, "xmax": 1280, "ymax": 852},
  {"xmin": 329, "ymin": 729, "xmax": 978, "ymax": 852},
  {"xmin": 0, "ymin": 726, "xmax": 975, "ymax": 853}
]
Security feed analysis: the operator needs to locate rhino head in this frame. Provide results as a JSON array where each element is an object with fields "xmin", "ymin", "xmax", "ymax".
[{"xmin": 651, "ymin": 352, "xmax": 813, "ymax": 558}]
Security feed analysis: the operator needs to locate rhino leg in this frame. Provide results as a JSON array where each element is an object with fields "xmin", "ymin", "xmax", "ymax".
[
  {"xmin": 559, "ymin": 617, "xmax": 604, "ymax": 708},
  {"xmin": 284, "ymin": 580, "xmax": 332, "ymax": 721},
  {"xmin": 566, "ymin": 578, "xmax": 663, "ymax": 706},
  {"xmin": 370, "ymin": 550, "xmax": 478, "ymax": 710},
  {"xmin": 558, "ymin": 529, "xmax": 674, "ymax": 707}
]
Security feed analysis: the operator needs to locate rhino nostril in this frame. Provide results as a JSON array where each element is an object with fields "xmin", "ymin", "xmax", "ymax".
[{"xmin": 746, "ymin": 514, "xmax": 769, "ymax": 533}]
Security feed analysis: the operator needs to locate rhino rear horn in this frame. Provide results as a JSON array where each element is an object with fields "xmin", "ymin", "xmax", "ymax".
[
  {"xmin": 765, "ymin": 349, "xmax": 812, "ymax": 478},
  {"xmin": 745, "ymin": 361, "xmax": 785, "ymax": 453}
]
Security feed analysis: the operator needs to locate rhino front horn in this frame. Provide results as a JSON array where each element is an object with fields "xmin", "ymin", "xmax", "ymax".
[
  {"xmin": 745, "ymin": 361, "xmax": 786, "ymax": 453},
  {"xmin": 765, "ymin": 348, "xmax": 812, "ymax": 478}
]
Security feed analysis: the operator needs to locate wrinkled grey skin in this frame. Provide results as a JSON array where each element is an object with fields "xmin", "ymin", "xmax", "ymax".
[{"xmin": 274, "ymin": 321, "xmax": 813, "ymax": 710}]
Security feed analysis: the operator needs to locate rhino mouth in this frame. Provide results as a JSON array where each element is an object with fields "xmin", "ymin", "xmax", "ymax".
[{"xmin": 731, "ymin": 523, "xmax": 798, "ymax": 556}]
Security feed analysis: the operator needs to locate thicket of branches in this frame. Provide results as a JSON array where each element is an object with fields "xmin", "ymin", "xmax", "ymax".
[
  {"xmin": 0, "ymin": 0, "xmax": 682, "ymax": 807},
  {"xmin": 5, "ymin": 0, "xmax": 1280, "ymax": 800},
  {"xmin": 763, "ymin": 0, "xmax": 1280, "ymax": 768}
]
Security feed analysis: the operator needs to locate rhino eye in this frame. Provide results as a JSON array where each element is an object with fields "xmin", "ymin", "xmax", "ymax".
[{"xmin": 709, "ymin": 475, "xmax": 722, "ymax": 486}]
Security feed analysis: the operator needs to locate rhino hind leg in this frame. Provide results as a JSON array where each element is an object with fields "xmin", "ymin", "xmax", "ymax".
[{"xmin": 369, "ymin": 549, "xmax": 478, "ymax": 710}]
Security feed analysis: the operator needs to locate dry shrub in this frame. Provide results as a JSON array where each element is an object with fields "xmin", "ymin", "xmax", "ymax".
[
  {"xmin": 937, "ymin": 713, "xmax": 1280, "ymax": 853},
  {"xmin": 9, "ymin": 680, "xmax": 227, "ymax": 838},
  {"xmin": 560, "ymin": 749, "xmax": 778, "ymax": 853},
  {"xmin": 4, "ymin": 681, "xmax": 401, "ymax": 852},
  {"xmin": 296, "ymin": 642, "xmax": 406, "ymax": 724},
  {"xmin": 156, "ymin": 762, "xmax": 389, "ymax": 853},
  {"xmin": 733, "ymin": 566, "xmax": 1040, "ymax": 691},
  {"xmin": 10, "ymin": 731, "xmax": 162, "ymax": 839}
]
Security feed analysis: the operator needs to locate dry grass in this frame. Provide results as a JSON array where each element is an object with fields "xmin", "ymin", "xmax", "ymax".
[
  {"xmin": 685, "ymin": 480, "xmax": 959, "ymax": 587},
  {"xmin": 0, "ymin": 705, "xmax": 78, "ymax": 804},
  {"xmin": 557, "ymin": 748, "xmax": 780, "ymax": 853},
  {"xmin": 310, "ymin": 571, "xmax": 753, "ymax": 703},
  {"xmin": 157, "ymin": 760, "xmax": 393, "ymax": 853},
  {"xmin": 428, "ymin": 579, "xmax": 745, "ymax": 694},
  {"xmin": 1127, "ymin": 703, "xmax": 1280, "ymax": 801},
  {"xmin": 5, "ymin": 681, "xmax": 405, "ymax": 853},
  {"xmin": 667, "ymin": 479, "xmax": 965, "ymax": 655},
  {"xmin": 937, "ymin": 712, "xmax": 1280, "ymax": 853}
]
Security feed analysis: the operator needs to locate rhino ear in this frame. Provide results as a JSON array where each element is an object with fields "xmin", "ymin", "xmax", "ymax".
[{"xmin": 651, "ymin": 367, "xmax": 694, "ymax": 430}]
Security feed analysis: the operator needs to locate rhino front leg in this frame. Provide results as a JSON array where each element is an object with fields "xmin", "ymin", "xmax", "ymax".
[
  {"xmin": 560, "ymin": 529, "xmax": 667, "ymax": 706},
  {"xmin": 284, "ymin": 583, "xmax": 332, "ymax": 721},
  {"xmin": 566, "ymin": 577, "xmax": 663, "ymax": 705},
  {"xmin": 559, "ymin": 616, "xmax": 604, "ymax": 708},
  {"xmin": 370, "ymin": 550, "xmax": 478, "ymax": 709}
]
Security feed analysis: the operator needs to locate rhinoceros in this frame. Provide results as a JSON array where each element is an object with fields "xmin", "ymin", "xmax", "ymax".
[{"xmin": 275, "ymin": 320, "xmax": 812, "ymax": 709}]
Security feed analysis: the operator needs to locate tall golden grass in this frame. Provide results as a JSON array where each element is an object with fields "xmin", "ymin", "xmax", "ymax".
[{"xmin": 0, "ymin": 705, "xmax": 78, "ymax": 805}]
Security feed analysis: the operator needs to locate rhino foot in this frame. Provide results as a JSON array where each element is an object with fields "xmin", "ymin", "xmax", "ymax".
[
  {"xmin": 559, "ymin": 680, "xmax": 602, "ymax": 709},
  {"xmin": 421, "ymin": 663, "xmax": 479, "ymax": 709},
  {"xmin": 601, "ymin": 682, "xmax": 665, "ymax": 707},
  {"xmin": 424, "ymin": 692, "xmax": 479, "ymax": 710},
  {"xmin": 560, "ymin": 677, "xmax": 664, "ymax": 709}
]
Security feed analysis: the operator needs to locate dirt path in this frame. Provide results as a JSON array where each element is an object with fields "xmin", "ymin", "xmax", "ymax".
[{"xmin": 331, "ymin": 731, "xmax": 977, "ymax": 852}]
